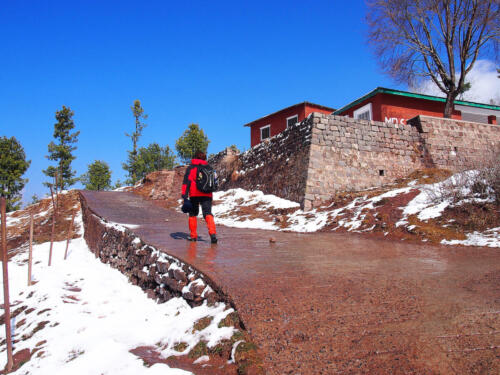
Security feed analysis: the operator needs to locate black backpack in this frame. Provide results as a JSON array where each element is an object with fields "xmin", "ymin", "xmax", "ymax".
[{"xmin": 195, "ymin": 165, "xmax": 218, "ymax": 193}]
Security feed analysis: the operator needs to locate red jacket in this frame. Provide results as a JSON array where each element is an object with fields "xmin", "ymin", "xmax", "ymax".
[{"xmin": 181, "ymin": 159, "xmax": 213, "ymax": 198}]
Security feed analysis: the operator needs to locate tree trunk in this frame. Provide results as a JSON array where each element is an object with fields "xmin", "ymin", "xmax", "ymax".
[{"xmin": 444, "ymin": 92, "xmax": 457, "ymax": 118}]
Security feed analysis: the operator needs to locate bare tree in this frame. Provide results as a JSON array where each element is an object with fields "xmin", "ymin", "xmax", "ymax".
[{"xmin": 367, "ymin": 0, "xmax": 500, "ymax": 117}]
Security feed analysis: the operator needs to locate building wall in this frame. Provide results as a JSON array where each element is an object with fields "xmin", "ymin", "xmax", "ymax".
[
  {"xmin": 340, "ymin": 93, "xmax": 462, "ymax": 124},
  {"xmin": 213, "ymin": 114, "xmax": 500, "ymax": 210},
  {"xmin": 249, "ymin": 105, "xmax": 332, "ymax": 147}
]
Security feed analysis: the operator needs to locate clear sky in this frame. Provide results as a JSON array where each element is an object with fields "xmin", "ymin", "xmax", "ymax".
[{"xmin": 0, "ymin": 0, "xmax": 402, "ymax": 202}]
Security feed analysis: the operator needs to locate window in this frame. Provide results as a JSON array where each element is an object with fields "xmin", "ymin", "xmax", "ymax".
[
  {"xmin": 260, "ymin": 125, "xmax": 271, "ymax": 141},
  {"xmin": 353, "ymin": 103, "xmax": 372, "ymax": 121},
  {"xmin": 286, "ymin": 115, "xmax": 298, "ymax": 128}
]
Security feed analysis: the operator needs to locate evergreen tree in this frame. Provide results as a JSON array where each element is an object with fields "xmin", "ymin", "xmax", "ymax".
[
  {"xmin": 0, "ymin": 136, "xmax": 31, "ymax": 212},
  {"xmin": 175, "ymin": 123, "xmax": 210, "ymax": 164},
  {"xmin": 80, "ymin": 160, "xmax": 112, "ymax": 191},
  {"xmin": 43, "ymin": 106, "xmax": 80, "ymax": 190},
  {"xmin": 123, "ymin": 100, "xmax": 147, "ymax": 184},
  {"xmin": 113, "ymin": 179, "xmax": 123, "ymax": 190},
  {"xmin": 123, "ymin": 143, "xmax": 176, "ymax": 182},
  {"xmin": 30, "ymin": 194, "xmax": 40, "ymax": 205}
]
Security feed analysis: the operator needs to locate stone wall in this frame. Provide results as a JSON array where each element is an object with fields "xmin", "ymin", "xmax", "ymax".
[
  {"xmin": 303, "ymin": 114, "xmax": 500, "ymax": 209},
  {"xmin": 209, "ymin": 113, "xmax": 500, "ymax": 210},
  {"xmin": 210, "ymin": 117, "xmax": 314, "ymax": 205},
  {"xmin": 304, "ymin": 114, "xmax": 426, "ymax": 208},
  {"xmin": 409, "ymin": 115, "xmax": 500, "ymax": 170},
  {"xmin": 80, "ymin": 193, "xmax": 222, "ymax": 307}
]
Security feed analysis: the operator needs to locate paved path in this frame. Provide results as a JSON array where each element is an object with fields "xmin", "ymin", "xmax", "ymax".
[{"xmin": 81, "ymin": 191, "xmax": 500, "ymax": 374}]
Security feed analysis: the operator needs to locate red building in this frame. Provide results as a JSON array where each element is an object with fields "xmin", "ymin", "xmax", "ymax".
[
  {"xmin": 334, "ymin": 87, "xmax": 500, "ymax": 126},
  {"xmin": 244, "ymin": 102, "xmax": 334, "ymax": 147}
]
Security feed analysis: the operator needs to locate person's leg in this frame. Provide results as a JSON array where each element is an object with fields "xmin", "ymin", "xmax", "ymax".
[
  {"xmin": 201, "ymin": 198, "xmax": 217, "ymax": 243},
  {"xmin": 188, "ymin": 198, "xmax": 200, "ymax": 240}
]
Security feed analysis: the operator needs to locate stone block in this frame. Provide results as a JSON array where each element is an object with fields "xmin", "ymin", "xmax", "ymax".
[
  {"xmin": 173, "ymin": 268, "xmax": 188, "ymax": 282},
  {"xmin": 156, "ymin": 261, "xmax": 170, "ymax": 274}
]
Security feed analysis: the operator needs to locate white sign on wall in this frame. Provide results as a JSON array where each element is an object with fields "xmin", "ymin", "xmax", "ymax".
[{"xmin": 385, "ymin": 117, "xmax": 406, "ymax": 125}]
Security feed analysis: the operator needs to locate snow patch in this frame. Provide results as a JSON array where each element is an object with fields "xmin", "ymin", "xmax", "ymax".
[{"xmin": 0, "ymin": 236, "xmax": 236, "ymax": 374}]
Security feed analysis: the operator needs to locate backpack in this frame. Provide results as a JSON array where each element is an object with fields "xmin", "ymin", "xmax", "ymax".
[{"xmin": 195, "ymin": 165, "xmax": 218, "ymax": 193}]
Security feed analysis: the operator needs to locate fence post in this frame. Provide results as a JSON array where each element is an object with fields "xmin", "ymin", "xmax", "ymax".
[
  {"xmin": 1, "ymin": 197, "xmax": 14, "ymax": 371},
  {"xmin": 28, "ymin": 210, "xmax": 34, "ymax": 286},
  {"xmin": 64, "ymin": 212, "xmax": 76, "ymax": 260},
  {"xmin": 48, "ymin": 186, "xmax": 56, "ymax": 266}
]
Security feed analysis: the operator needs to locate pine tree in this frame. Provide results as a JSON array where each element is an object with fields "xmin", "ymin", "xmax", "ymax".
[
  {"xmin": 43, "ymin": 106, "xmax": 80, "ymax": 190},
  {"xmin": 123, "ymin": 100, "xmax": 147, "ymax": 184},
  {"xmin": 80, "ymin": 160, "xmax": 112, "ymax": 191},
  {"xmin": 0, "ymin": 136, "xmax": 31, "ymax": 212},
  {"xmin": 175, "ymin": 123, "xmax": 210, "ymax": 164},
  {"xmin": 123, "ymin": 143, "xmax": 176, "ymax": 182},
  {"xmin": 30, "ymin": 194, "xmax": 40, "ymax": 205}
]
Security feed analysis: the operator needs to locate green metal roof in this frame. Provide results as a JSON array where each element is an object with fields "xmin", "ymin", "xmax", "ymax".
[{"xmin": 334, "ymin": 87, "xmax": 500, "ymax": 114}]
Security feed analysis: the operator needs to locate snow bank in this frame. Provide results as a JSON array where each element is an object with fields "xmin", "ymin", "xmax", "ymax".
[
  {"xmin": 441, "ymin": 227, "xmax": 500, "ymax": 248},
  {"xmin": 211, "ymin": 171, "xmax": 499, "ymax": 247},
  {"xmin": 1, "ymin": 227, "xmax": 236, "ymax": 374}
]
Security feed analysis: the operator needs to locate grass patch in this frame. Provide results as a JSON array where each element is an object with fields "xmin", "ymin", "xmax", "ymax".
[
  {"xmin": 173, "ymin": 342, "xmax": 188, "ymax": 352},
  {"xmin": 440, "ymin": 203, "xmax": 499, "ymax": 232},
  {"xmin": 188, "ymin": 341, "xmax": 208, "ymax": 359},
  {"xmin": 231, "ymin": 331, "xmax": 245, "ymax": 343},
  {"xmin": 218, "ymin": 312, "xmax": 240, "ymax": 328},
  {"xmin": 192, "ymin": 316, "xmax": 213, "ymax": 332},
  {"xmin": 407, "ymin": 215, "xmax": 466, "ymax": 243}
]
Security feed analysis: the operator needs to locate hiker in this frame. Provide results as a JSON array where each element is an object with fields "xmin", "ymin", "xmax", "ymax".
[{"xmin": 181, "ymin": 151, "xmax": 218, "ymax": 243}]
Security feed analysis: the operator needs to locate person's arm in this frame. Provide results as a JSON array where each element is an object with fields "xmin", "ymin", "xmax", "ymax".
[{"xmin": 181, "ymin": 166, "xmax": 192, "ymax": 199}]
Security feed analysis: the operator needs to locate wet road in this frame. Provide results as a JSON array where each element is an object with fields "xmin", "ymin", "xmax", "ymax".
[{"xmin": 81, "ymin": 191, "xmax": 500, "ymax": 374}]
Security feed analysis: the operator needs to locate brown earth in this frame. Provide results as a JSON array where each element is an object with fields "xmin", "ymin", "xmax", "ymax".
[
  {"xmin": 5, "ymin": 191, "xmax": 81, "ymax": 254},
  {"xmin": 130, "ymin": 346, "xmax": 240, "ymax": 375},
  {"xmin": 131, "ymin": 166, "xmax": 187, "ymax": 209}
]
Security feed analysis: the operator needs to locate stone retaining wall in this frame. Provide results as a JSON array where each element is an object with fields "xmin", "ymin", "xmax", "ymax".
[
  {"xmin": 211, "ymin": 117, "xmax": 314, "ymax": 205},
  {"xmin": 304, "ymin": 114, "xmax": 426, "ymax": 208},
  {"xmin": 211, "ymin": 113, "xmax": 500, "ymax": 210},
  {"xmin": 80, "ymin": 193, "xmax": 222, "ymax": 307},
  {"xmin": 409, "ymin": 115, "xmax": 500, "ymax": 170}
]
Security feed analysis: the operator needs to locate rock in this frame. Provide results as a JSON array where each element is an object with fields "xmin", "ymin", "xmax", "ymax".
[
  {"xmin": 173, "ymin": 269, "xmax": 188, "ymax": 282},
  {"xmin": 156, "ymin": 261, "xmax": 170, "ymax": 274},
  {"xmin": 182, "ymin": 291, "xmax": 194, "ymax": 300},
  {"xmin": 154, "ymin": 272, "xmax": 162, "ymax": 284},
  {"xmin": 190, "ymin": 282, "xmax": 206, "ymax": 297},
  {"xmin": 269, "ymin": 237, "xmax": 276, "ymax": 243},
  {"xmin": 146, "ymin": 289, "xmax": 156, "ymax": 300},
  {"xmin": 137, "ymin": 270, "xmax": 149, "ymax": 282},
  {"xmin": 206, "ymin": 291, "xmax": 218, "ymax": 305},
  {"xmin": 166, "ymin": 278, "xmax": 186, "ymax": 292}
]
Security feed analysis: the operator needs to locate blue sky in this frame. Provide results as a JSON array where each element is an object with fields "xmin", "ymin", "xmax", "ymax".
[{"xmin": 0, "ymin": 0, "xmax": 401, "ymax": 201}]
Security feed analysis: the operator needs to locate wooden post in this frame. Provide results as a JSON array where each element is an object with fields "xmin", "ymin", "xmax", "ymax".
[
  {"xmin": 64, "ymin": 212, "xmax": 76, "ymax": 260},
  {"xmin": 28, "ymin": 210, "xmax": 34, "ymax": 286},
  {"xmin": 54, "ymin": 173, "xmax": 59, "ymax": 212},
  {"xmin": 1, "ymin": 197, "xmax": 14, "ymax": 371},
  {"xmin": 48, "ymin": 186, "xmax": 56, "ymax": 267}
]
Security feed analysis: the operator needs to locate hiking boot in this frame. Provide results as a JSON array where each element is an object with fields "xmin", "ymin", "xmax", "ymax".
[{"xmin": 210, "ymin": 234, "xmax": 218, "ymax": 244}]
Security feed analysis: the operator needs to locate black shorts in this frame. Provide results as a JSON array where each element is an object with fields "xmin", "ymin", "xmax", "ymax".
[{"xmin": 189, "ymin": 197, "xmax": 213, "ymax": 218}]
